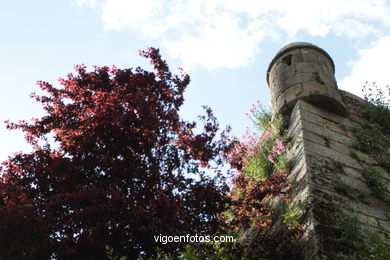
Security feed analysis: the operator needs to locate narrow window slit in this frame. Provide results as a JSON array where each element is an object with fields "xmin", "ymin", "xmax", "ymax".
[{"xmin": 282, "ymin": 54, "xmax": 292, "ymax": 66}]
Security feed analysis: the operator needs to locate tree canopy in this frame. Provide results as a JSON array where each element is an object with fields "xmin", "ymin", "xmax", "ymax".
[{"xmin": 0, "ymin": 48, "xmax": 233, "ymax": 259}]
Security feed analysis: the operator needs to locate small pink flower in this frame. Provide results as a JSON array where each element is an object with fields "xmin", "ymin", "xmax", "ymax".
[{"xmin": 268, "ymin": 155, "xmax": 274, "ymax": 163}]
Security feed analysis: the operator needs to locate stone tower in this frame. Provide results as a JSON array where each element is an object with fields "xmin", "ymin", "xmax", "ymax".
[
  {"xmin": 267, "ymin": 42, "xmax": 347, "ymax": 116},
  {"xmin": 265, "ymin": 42, "xmax": 390, "ymax": 259}
]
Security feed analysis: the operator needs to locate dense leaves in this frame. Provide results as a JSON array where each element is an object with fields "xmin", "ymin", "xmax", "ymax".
[
  {"xmin": 0, "ymin": 48, "xmax": 233, "ymax": 259},
  {"xmin": 223, "ymin": 105, "xmax": 302, "ymax": 258}
]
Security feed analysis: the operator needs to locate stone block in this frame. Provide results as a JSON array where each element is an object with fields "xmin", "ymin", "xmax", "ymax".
[
  {"xmin": 298, "ymin": 100, "xmax": 357, "ymax": 129},
  {"xmin": 288, "ymin": 118, "xmax": 302, "ymax": 138},
  {"xmin": 301, "ymin": 48, "xmax": 310, "ymax": 54},
  {"xmin": 356, "ymin": 213, "xmax": 379, "ymax": 227},
  {"xmin": 354, "ymin": 150, "xmax": 376, "ymax": 165},
  {"xmin": 275, "ymin": 83, "xmax": 303, "ymax": 112},
  {"xmin": 288, "ymin": 158, "xmax": 306, "ymax": 183},
  {"xmin": 303, "ymin": 139, "xmax": 363, "ymax": 171},
  {"xmin": 338, "ymin": 174, "xmax": 371, "ymax": 193},
  {"xmin": 316, "ymin": 53, "xmax": 333, "ymax": 71},
  {"xmin": 342, "ymin": 167, "xmax": 363, "ymax": 179},
  {"xmin": 300, "ymin": 81, "xmax": 336, "ymax": 97},
  {"xmin": 299, "ymin": 109, "xmax": 327, "ymax": 127},
  {"xmin": 296, "ymin": 163, "xmax": 308, "ymax": 183},
  {"xmin": 295, "ymin": 62, "xmax": 324, "ymax": 74},
  {"xmin": 372, "ymin": 166, "xmax": 390, "ymax": 180},
  {"xmin": 285, "ymin": 72, "xmax": 313, "ymax": 86},
  {"xmin": 288, "ymin": 141, "xmax": 304, "ymax": 164},
  {"xmin": 322, "ymin": 65, "xmax": 331, "ymax": 75},
  {"xmin": 301, "ymin": 119, "xmax": 354, "ymax": 147},
  {"xmin": 302, "ymin": 53, "xmax": 316, "ymax": 63},
  {"xmin": 304, "ymin": 131, "xmax": 328, "ymax": 147},
  {"xmin": 349, "ymin": 201, "xmax": 388, "ymax": 220},
  {"xmin": 328, "ymin": 140, "xmax": 350, "ymax": 156},
  {"xmin": 292, "ymin": 53, "xmax": 304, "ymax": 64},
  {"xmin": 325, "ymin": 121, "xmax": 348, "ymax": 136},
  {"xmin": 378, "ymin": 220, "xmax": 390, "ymax": 232}
]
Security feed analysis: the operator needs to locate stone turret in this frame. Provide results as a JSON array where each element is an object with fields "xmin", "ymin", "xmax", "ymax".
[
  {"xmin": 267, "ymin": 42, "xmax": 347, "ymax": 116},
  {"xmin": 261, "ymin": 43, "xmax": 390, "ymax": 259}
]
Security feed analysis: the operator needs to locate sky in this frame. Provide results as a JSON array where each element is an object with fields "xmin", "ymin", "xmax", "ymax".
[{"xmin": 1, "ymin": 0, "xmax": 390, "ymax": 162}]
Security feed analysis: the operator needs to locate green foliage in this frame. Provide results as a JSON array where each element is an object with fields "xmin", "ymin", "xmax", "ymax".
[
  {"xmin": 273, "ymin": 153, "xmax": 290, "ymax": 173},
  {"xmin": 335, "ymin": 211, "xmax": 362, "ymax": 249},
  {"xmin": 138, "ymin": 244, "xmax": 248, "ymax": 260},
  {"xmin": 357, "ymin": 83, "xmax": 390, "ymax": 159},
  {"xmin": 349, "ymin": 149, "xmax": 358, "ymax": 160},
  {"xmin": 244, "ymin": 148, "xmax": 274, "ymax": 180},
  {"xmin": 105, "ymin": 246, "xmax": 127, "ymax": 260},
  {"xmin": 333, "ymin": 177, "xmax": 368, "ymax": 201},
  {"xmin": 362, "ymin": 83, "xmax": 390, "ymax": 135},
  {"xmin": 251, "ymin": 105, "xmax": 272, "ymax": 132},
  {"xmin": 328, "ymin": 210, "xmax": 390, "ymax": 260},
  {"xmin": 270, "ymin": 113, "xmax": 289, "ymax": 138},
  {"xmin": 174, "ymin": 244, "xmax": 249, "ymax": 260},
  {"xmin": 359, "ymin": 232, "xmax": 390, "ymax": 260},
  {"xmin": 283, "ymin": 197, "xmax": 310, "ymax": 229},
  {"xmin": 352, "ymin": 83, "xmax": 390, "ymax": 201},
  {"xmin": 244, "ymin": 107, "xmax": 289, "ymax": 180},
  {"xmin": 379, "ymin": 153, "xmax": 390, "ymax": 172},
  {"xmin": 332, "ymin": 210, "xmax": 390, "ymax": 259},
  {"xmin": 362, "ymin": 167, "xmax": 389, "ymax": 200},
  {"xmin": 225, "ymin": 104, "xmax": 299, "ymax": 258},
  {"xmin": 353, "ymin": 124, "xmax": 384, "ymax": 153}
]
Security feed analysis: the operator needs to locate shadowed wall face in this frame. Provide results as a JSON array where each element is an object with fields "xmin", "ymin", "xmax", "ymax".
[{"xmin": 267, "ymin": 42, "xmax": 347, "ymax": 117}]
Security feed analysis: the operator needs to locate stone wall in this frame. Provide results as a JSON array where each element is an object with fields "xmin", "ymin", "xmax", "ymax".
[
  {"xmin": 266, "ymin": 42, "xmax": 389, "ymax": 259},
  {"xmin": 285, "ymin": 92, "xmax": 390, "ymax": 259}
]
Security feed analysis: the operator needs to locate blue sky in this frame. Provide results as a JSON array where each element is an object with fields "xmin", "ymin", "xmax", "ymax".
[{"xmin": 1, "ymin": 0, "xmax": 390, "ymax": 162}]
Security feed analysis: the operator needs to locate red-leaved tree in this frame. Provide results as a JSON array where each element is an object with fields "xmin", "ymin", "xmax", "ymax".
[{"xmin": 0, "ymin": 48, "xmax": 233, "ymax": 259}]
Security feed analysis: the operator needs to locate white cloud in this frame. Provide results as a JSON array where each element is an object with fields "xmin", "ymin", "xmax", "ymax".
[
  {"xmin": 76, "ymin": 0, "xmax": 390, "ymax": 70},
  {"xmin": 101, "ymin": 0, "xmax": 166, "ymax": 33},
  {"xmin": 339, "ymin": 36, "xmax": 390, "ymax": 96},
  {"xmin": 73, "ymin": 0, "xmax": 97, "ymax": 8},
  {"xmin": 333, "ymin": 19, "xmax": 378, "ymax": 39},
  {"xmin": 271, "ymin": 0, "xmax": 390, "ymax": 36},
  {"xmin": 164, "ymin": 12, "xmax": 266, "ymax": 70}
]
